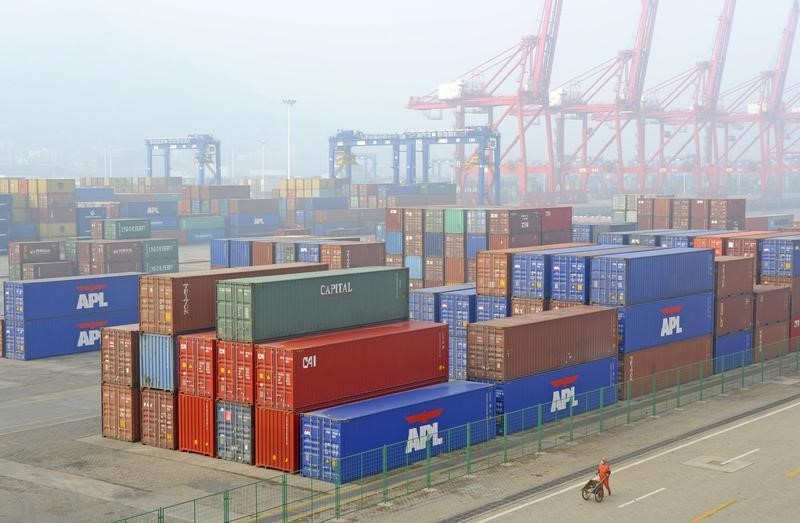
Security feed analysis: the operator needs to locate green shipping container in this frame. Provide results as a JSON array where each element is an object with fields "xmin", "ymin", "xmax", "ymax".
[
  {"xmin": 9, "ymin": 264, "xmax": 21, "ymax": 281},
  {"xmin": 64, "ymin": 236, "xmax": 91, "ymax": 263},
  {"xmin": 444, "ymin": 208, "xmax": 466, "ymax": 234},
  {"xmin": 141, "ymin": 238, "xmax": 180, "ymax": 260},
  {"xmin": 216, "ymin": 266, "xmax": 409, "ymax": 342},
  {"xmin": 144, "ymin": 259, "xmax": 180, "ymax": 274},
  {"xmin": 180, "ymin": 215, "xmax": 226, "ymax": 231},
  {"xmin": 104, "ymin": 219, "xmax": 151, "ymax": 240}
]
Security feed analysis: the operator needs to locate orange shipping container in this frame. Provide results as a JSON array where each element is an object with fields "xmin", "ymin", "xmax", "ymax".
[
  {"xmin": 255, "ymin": 408, "xmax": 300, "ymax": 472},
  {"xmin": 178, "ymin": 331, "xmax": 217, "ymax": 398},
  {"xmin": 178, "ymin": 393, "xmax": 215, "ymax": 457},
  {"xmin": 217, "ymin": 341, "xmax": 255, "ymax": 405}
]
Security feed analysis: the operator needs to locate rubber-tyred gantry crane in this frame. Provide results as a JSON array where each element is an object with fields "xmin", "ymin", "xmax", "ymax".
[{"xmin": 407, "ymin": 0, "xmax": 563, "ymax": 200}]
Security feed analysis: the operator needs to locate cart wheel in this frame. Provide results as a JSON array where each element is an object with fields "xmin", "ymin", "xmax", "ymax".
[
  {"xmin": 581, "ymin": 489, "xmax": 590, "ymax": 501},
  {"xmin": 595, "ymin": 489, "xmax": 604, "ymax": 503}
]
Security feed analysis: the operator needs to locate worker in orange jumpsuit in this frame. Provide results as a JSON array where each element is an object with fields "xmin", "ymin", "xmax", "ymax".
[{"xmin": 598, "ymin": 458, "xmax": 611, "ymax": 496}]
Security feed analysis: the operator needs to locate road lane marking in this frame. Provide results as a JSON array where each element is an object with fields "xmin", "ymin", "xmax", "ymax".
[
  {"xmin": 475, "ymin": 400, "xmax": 800, "ymax": 523},
  {"xmin": 720, "ymin": 448, "xmax": 759, "ymax": 466},
  {"xmin": 692, "ymin": 499, "xmax": 736, "ymax": 523},
  {"xmin": 787, "ymin": 468, "xmax": 800, "ymax": 478},
  {"xmin": 617, "ymin": 487, "xmax": 666, "ymax": 508}
]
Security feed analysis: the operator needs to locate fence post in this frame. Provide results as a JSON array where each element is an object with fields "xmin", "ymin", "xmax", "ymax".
[
  {"xmin": 740, "ymin": 352, "xmax": 746, "ymax": 389},
  {"xmin": 281, "ymin": 473, "xmax": 288, "ymax": 523},
  {"xmin": 568, "ymin": 395, "xmax": 574, "ymax": 442},
  {"xmin": 599, "ymin": 386, "xmax": 605, "ymax": 432},
  {"xmin": 796, "ymin": 343, "xmax": 799, "ymax": 371},
  {"xmin": 503, "ymin": 413, "xmax": 509, "ymax": 463},
  {"xmin": 779, "ymin": 343, "xmax": 784, "ymax": 376},
  {"xmin": 425, "ymin": 438, "xmax": 432, "ymax": 489},
  {"xmin": 335, "ymin": 461, "xmax": 341, "ymax": 520},
  {"xmin": 676, "ymin": 367, "xmax": 681, "ymax": 409},
  {"xmin": 536, "ymin": 404, "xmax": 543, "ymax": 453},
  {"xmin": 651, "ymin": 373, "xmax": 657, "ymax": 416},
  {"xmin": 721, "ymin": 363, "xmax": 725, "ymax": 394},
  {"xmin": 626, "ymin": 380, "xmax": 631, "ymax": 424},
  {"xmin": 761, "ymin": 348, "xmax": 765, "ymax": 382},
  {"xmin": 223, "ymin": 490, "xmax": 230, "ymax": 523},
  {"xmin": 466, "ymin": 422, "xmax": 472, "ymax": 475},
  {"xmin": 382, "ymin": 445, "xmax": 388, "ymax": 504},
  {"xmin": 158, "ymin": 507, "xmax": 164, "ymax": 523},
  {"xmin": 699, "ymin": 360, "xmax": 705, "ymax": 400}
]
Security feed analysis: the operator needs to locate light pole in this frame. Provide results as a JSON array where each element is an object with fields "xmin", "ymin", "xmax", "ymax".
[
  {"xmin": 282, "ymin": 98, "xmax": 296, "ymax": 180},
  {"xmin": 260, "ymin": 139, "xmax": 266, "ymax": 177}
]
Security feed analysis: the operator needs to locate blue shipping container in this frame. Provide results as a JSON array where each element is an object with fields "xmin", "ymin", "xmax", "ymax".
[
  {"xmin": 76, "ymin": 187, "xmax": 115, "ymax": 201},
  {"xmin": 550, "ymin": 246, "xmax": 658, "ymax": 303},
  {"xmin": 185, "ymin": 229, "xmax": 227, "ymax": 243},
  {"xmin": 488, "ymin": 357, "xmax": 618, "ymax": 434},
  {"xmin": 590, "ymin": 248, "xmax": 714, "ymax": 306},
  {"xmin": 449, "ymin": 336, "xmax": 468, "ymax": 380},
  {"xmin": 120, "ymin": 201, "xmax": 178, "ymax": 218},
  {"xmin": 274, "ymin": 242, "xmax": 297, "ymax": 264},
  {"xmin": 466, "ymin": 234, "xmax": 487, "ymax": 260},
  {"xmin": 148, "ymin": 216, "xmax": 179, "ymax": 231},
  {"xmin": 660, "ymin": 230, "xmax": 723, "ymax": 249},
  {"xmin": 439, "ymin": 288, "xmax": 477, "ymax": 339},
  {"xmin": 10, "ymin": 223, "xmax": 38, "ymax": 241},
  {"xmin": 409, "ymin": 284, "xmax": 474, "ymax": 322},
  {"xmin": 424, "ymin": 233, "xmax": 444, "ymax": 257},
  {"xmin": 476, "ymin": 295, "xmax": 510, "ymax": 322},
  {"xmin": 211, "ymin": 239, "xmax": 231, "ymax": 268},
  {"xmin": 302, "ymin": 381, "xmax": 496, "ymax": 483},
  {"xmin": 385, "ymin": 232, "xmax": 403, "ymax": 255},
  {"xmin": 305, "ymin": 197, "xmax": 349, "ymax": 210},
  {"xmin": 216, "ymin": 401, "xmax": 254, "ymax": 464},
  {"xmin": 760, "ymin": 236, "xmax": 800, "ymax": 278},
  {"xmin": 77, "ymin": 207, "xmax": 108, "ymax": 236},
  {"xmin": 229, "ymin": 239, "xmax": 253, "ymax": 267},
  {"xmin": 714, "ymin": 331, "xmax": 753, "ymax": 373},
  {"xmin": 597, "ymin": 232, "xmax": 628, "ymax": 245},
  {"xmin": 404, "ymin": 256, "xmax": 423, "ymax": 280},
  {"xmin": 228, "ymin": 213, "xmax": 281, "ymax": 228},
  {"xmin": 297, "ymin": 243, "xmax": 321, "ymax": 263},
  {"xmin": 618, "ymin": 292, "xmax": 714, "ymax": 353},
  {"xmin": 140, "ymin": 333, "xmax": 177, "ymax": 391},
  {"xmin": 3, "ymin": 309, "xmax": 139, "ymax": 360},
  {"xmin": 3, "ymin": 273, "xmax": 140, "ymax": 322}
]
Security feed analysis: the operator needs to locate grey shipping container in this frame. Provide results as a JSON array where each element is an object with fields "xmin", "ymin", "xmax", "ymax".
[
  {"xmin": 216, "ymin": 401, "xmax": 253, "ymax": 464},
  {"xmin": 216, "ymin": 267, "xmax": 409, "ymax": 342}
]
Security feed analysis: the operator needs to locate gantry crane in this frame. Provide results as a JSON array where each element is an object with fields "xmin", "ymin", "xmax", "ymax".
[{"xmin": 145, "ymin": 134, "xmax": 222, "ymax": 185}]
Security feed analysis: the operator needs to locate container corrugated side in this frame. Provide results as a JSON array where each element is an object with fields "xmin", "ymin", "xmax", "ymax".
[
  {"xmin": 217, "ymin": 341, "xmax": 255, "ymax": 405},
  {"xmin": 760, "ymin": 236, "xmax": 800, "ymax": 277},
  {"xmin": 216, "ymin": 400, "xmax": 254, "ymax": 464},
  {"xmin": 409, "ymin": 284, "xmax": 474, "ymax": 322},
  {"xmin": 101, "ymin": 324, "xmax": 140, "ymax": 387},
  {"xmin": 486, "ymin": 357, "xmax": 617, "ymax": 434},
  {"xmin": 475, "ymin": 295, "xmax": 510, "ymax": 321},
  {"xmin": 301, "ymin": 382, "xmax": 495, "ymax": 483},
  {"xmin": 754, "ymin": 321, "xmax": 790, "ymax": 361},
  {"xmin": 715, "ymin": 256, "xmax": 755, "ymax": 297},
  {"xmin": 102, "ymin": 383, "xmax": 140, "ymax": 442},
  {"xmin": 714, "ymin": 331, "xmax": 753, "ymax": 373},
  {"xmin": 216, "ymin": 267, "xmax": 409, "ymax": 343},
  {"xmin": 715, "ymin": 293, "xmax": 754, "ymax": 336},
  {"xmin": 229, "ymin": 239, "xmax": 253, "ymax": 267},
  {"xmin": 619, "ymin": 292, "xmax": 714, "ymax": 353},
  {"xmin": 178, "ymin": 393, "xmax": 215, "ymax": 457},
  {"xmin": 140, "ymin": 333, "xmax": 177, "ymax": 391},
  {"xmin": 753, "ymin": 285, "xmax": 791, "ymax": 326},
  {"xmin": 467, "ymin": 305, "xmax": 618, "ymax": 381},
  {"xmin": 439, "ymin": 289, "xmax": 477, "ymax": 339},
  {"xmin": 255, "ymin": 408, "xmax": 301, "ymax": 471},
  {"xmin": 178, "ymin": 331, "xmax": 216, "ymax": 398},
  {"xmin": 141, "ymin": 389, "xmax": 178, "ymax": 449},
  {"xmin": 590, "ymin": 248, "xmax": 714, "ymax": 306}
]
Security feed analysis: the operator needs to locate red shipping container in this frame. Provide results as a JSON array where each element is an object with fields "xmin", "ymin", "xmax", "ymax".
[
  {"xmin": 724, "ymin": 231, "xmax": 786, "ymax": 258},
  {"xmin": 754, "ymin": 321, "xmax": 790, "ymax": 361},
  {"xmin": 715, "ymin": 293, "xmax": 754, "ymax": 336},
  {"xmin": 217, "ymin": 341, "xmax": 255, "ymax": 405},
  {"xmin": 255, "ymin": 408, "xmax": 300, "ymax": 472},
  {"xmin": 320, "ymin": 241, "xmax": 385, "ymax": 269},
  {"xmin": 101, "ymin": 324, "xmax": 140, "ymax": 387},
  {"xmin": 540, "ymin": 206, "xmax": 572, "ymax": 232},
  {"xmin": 178, "ymin": 331, "xmax": 217, "ymax": 398},
  {"xmin": 102, "ymin": 384, "xmax": 140, "ymax": 442},
  {"xmin": 251, "ymin": 240, "xmax": 275, "ymax": 265},
  {"xmin": 754, "ymin": 285, "xmax": 791, "ymax": 326},
  {"xmin": 178, "ymin": 393, "xmax": 215, "ymax": 457},
  {"xmin": 141, "ymin": 389, "xmax": 178, "ymax": 449},
  {"xmin": 445, "ymin": 257, "xmax": 466, "ymax": 284},
  {"xmin": 715, "ymin": 256, "xmax": 755, "ymax": 296},
  {"xmin": 255, "ymin": 321, "xmax": 447, "ymax": 411},
  {"xmin": 691, "ymin": 199, "xmax": 710, "ymax": 229}
]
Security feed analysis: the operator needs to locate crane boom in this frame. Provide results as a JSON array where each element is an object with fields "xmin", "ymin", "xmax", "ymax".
[
  {"xmin": 625, "ymin": 0, "xmax": 659, "ymax": 109},
  {"xmin": 767, "ymin": 0, "xmax": 799, "ymax": 115},
  {"xmin": 531, "ymin": 0, "xmax": 564, "ymax": 101},
  {"xmin": 700, "ymin": 0, "xmax": 736, "ymax": 111}
]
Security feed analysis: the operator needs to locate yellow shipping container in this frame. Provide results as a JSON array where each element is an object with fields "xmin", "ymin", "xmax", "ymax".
[
  {"xmin": 28, "ymin": 194, "xmax": 39, "ymax": 207},
  {"xmin": 279, "ymin": 188, "xmax": 288, "ymax": 198},
  {"xmin": 37, "ymin": 179, "xmax": 76, "ymax": 194},
  {"xmin": 38, "ymin": 223, "xmax": 77, "ymax": 238},
  {"xmin": 12, "ymin": 209, "xmax": 27, "ymax": 222}
]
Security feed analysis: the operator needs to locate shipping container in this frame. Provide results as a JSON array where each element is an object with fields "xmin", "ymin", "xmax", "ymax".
[
  {"xmin": 216, "ymin": 400, "xmax": 253, "ymax": 464},
  {"xmin": 140, "ymin": 333, "xmax": 177, "ymax": 391},
  {"xmin": 715, "ymin": 256, "xmax": 756, "ymax": 297},
  {"xmin": 178, "ymin": 331, "xmax": 217, "ymax": 398},
  {"xmin": 141, "ymin": 238, "xmax": 179, "ymax": 260},
  {"xmin": 486, "ymin": 357, "xmax": 617, "ymax": 434},
  {"xmin": 467, "ymin": 305, "xmax": 617, "ymax": 381},
  {"xmin": 590, "ymin": 248, "xmax": 714, "ymax": 306},
  {"xmin": 760, "ymin": 236, "xmax": 800, "ymax": 278},
  {"xmin": 3, "ymin": 273, "xmax": 139, "ymax": 322},
  {"xmin": 439, "ymin": 288, "xmax": 477, "ymax": 339},
  {"xmin": 104, "ymin": 219, "xmax": 151, "ymax": 240},
  {"xmin": 691, "ymin": 199, "xmax": 710, "ymax": 229},
  {"xmin": 476, "ymin": 295, "xmax": 510, "ymax": 321},
  {"xmin": 102, "ymin": 383, "xmax": 140, "ymax": 442},
  {"xmin": 210, "ymin": 239, "xmax": 231, "ymax": 268},
  {"xmin": 178, "ymin": 393, "xmax": 215, "ymax": 457},
  {"xmin": 9, "ymin": 241, "xmax": 60, "ymax": 264},
  {"xmin": 409, "ymin": 284, "xmax": 474, "ymax": 322},
  {"xmin": 714, "ymin": 331, "xmax": 753, "ymax": 373},
  {"xmin": 217, "ymin": 341, "xmax": 255, "ymax": 404},
  {"xmin": 660, "ymin": 229, "xmax": 721, "ymax": 249},
  {"xmin": 760, "ymin": 275, "xmax": 800, "ymax": 315},
  {"xmin": 510, "ymin": 297, "xmax": 547, "ymax": 316},
  {"xmin": 20, "ymin": 260, "xmax": 76, "ymax": 280},
  {"xmin": 619, "ymin": 292, "xmax": 714, "ymax": 353},
  {"xmin": 141, "ymin": 389, "xmax": 178, "ymax": 449},
  {"xmin": 101, "ymin": 324, "xmax": 139, "ymax": 387},
  {"xmin": 216, "ymin": 267, "xmax": 409, "ymax": 342},
  {"xmin": 255, "ymin": 320, "xmax": 448, "ymax": 411},
  {"xmin": 301, "ymin": 381, "xmax": 495, "ymax": 483},
  {"xmin": 754, "ymin": 321, "xmax": 790, "ymax": 361},
  {"xmin": 321, "ymin": 241, "xmax": 385, "ymax": 269},
  {"xmin": 255, "ymin": 407, "xmax": 301, "ymax": 471},
  {"xmin": 619, "ymin": 336, "xmax": 713, "ymax": 399},
  {"xmin": 716, "ymin": 293, "xmax": 754, "ymax": 336},
  {"xmin": 139, "ymin": 263, "xmax": 326, "ymax": 335},
  {"xmin": 753, "ymin": 285, "xmax": 791, "ymax": 326}
]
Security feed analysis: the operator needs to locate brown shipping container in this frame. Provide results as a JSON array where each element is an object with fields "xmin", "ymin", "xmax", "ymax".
[
  {"xmin": 386, "ymin": 254, "xmax": 403, "ymax": 267},
  {"xmin": 141, "ymin": 389, "xmax": 178, "ymax": 449},
  {"xmin": 476, "ymin": 243, "xmax": 590, "ymax": 296},
  {"xmin": 91, "ymin": 240, "xmax": 143, "ymax": 263},
  {"xmin": 619, "ymin": 336, "xmax": 713, "ymax": 399},
  {"xmin": 251, "ymin": 240, "xmax": 274, "ymax": 265},
  {"xmin": 467, "ymin": 305, "xmax": 617, "ymax": 381},
  {"xmin": 385, "ymin": 208, "xmax": 403, "ymax": 231},
  {"xmin": 403, "ymin": 208, "xmax": 424, "ymax": 233},
  {"xmin": 320, "ymin": 241, "xmax": 385, "ymax": 269},
  {"xmin": 691, "ymin": 199, "xmax": 710, "ymax": 229},
  {"xmin": 653, "ymin": 197, "xmax": 672, "ymax": 216},
  {"xmin": 22, "ymin": 261, "xmax": 76, "ymax": 280},
  {"xmin": 540, "ymin": 206, "xmax": 572, "ymax": 232},
  {"xmin": 139, "ymin": 263, "xmax": 327, "ymax": 335},
  {"xmin": 670, "ymin": 198, "xmax": 692, "ymax": 229},
  {"xmin": 511, "ymin": 297, "xmax": 547, "ymax": 316},
  {"xmin": 709, "ymin": 199, "xmax": 746, "ymax": 229},
  {"xmin": 753, "ymin": 285, "xmax": 791, "ymax": 326},
  {"xmin": 754, "ymin": 321, "xmax": 790, "ymax": 361},
  {"xmin": 255, "ymin": 408, "xmax": 301, "ymax": 472},
  {"xmin": 715, "ymin": 293, "xmax": 754, "ymax": 336},
  {"xmin": 445, "ymin": 257, "xmax": 466, "ymax": 284},
  {"xmin": 9, "ymin": 241, "xmax": 60, "ymax": 264},
  {"xmin": 178, "ymin": 393, "xmax": 215, "ymax": 457},
  {"xmin": 760, "ymin": 276, "xmax": 800, "ymax": 315},
  {"xmin": 424, "ymin": 256, "xmax": 444, "ymax": 286},
  {"xmin": 101, "ymin": 324, "xmax": 140, "ymax": 387},
  {"xmin": 102, "ymin": 384, "xmax": 141, "ymax": 442},
  {"xmin": 467, "ymin": 259, "xmax": 477, "ymax": 283},
  {"xmin": 549, "ymin": 300, "xmax": 584, "ymax": 310},
  {"xmin": 715, "ymin": 256, "xmax": 755, "ymax": 296},
  {"xmin": 725, "ymin": 231, "xmax": 786, "ymax": 258}
]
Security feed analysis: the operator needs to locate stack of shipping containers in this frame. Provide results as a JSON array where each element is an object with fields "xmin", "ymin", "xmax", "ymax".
[
  {"xmin": 712, "ymin": 256, "xmax": 756, "ymax": 372},
  {"xmin": 758, "ymin": 236, "xmax": 799, "ymax": 356},
  {"xmin": 101, "ymin": 325, "xmax": 141, "ymax": 443}
]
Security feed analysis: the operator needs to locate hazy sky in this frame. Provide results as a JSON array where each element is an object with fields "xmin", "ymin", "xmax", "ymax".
[{"xmin": 0, "ymin": 0, "xmax": 796, "ymax": 177}]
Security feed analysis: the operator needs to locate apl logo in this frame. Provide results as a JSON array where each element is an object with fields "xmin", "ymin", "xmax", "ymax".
[
  {"xmin": 405, "ymin": 408, "xmax": 444, "ymax": 454},
  {"xmin": 253, "ymin": 218, "xmax": 264, "ymax": 225},
  {"xmin": 660, "ymin": 305, "xmax": 684, "ymax": 337},
  {"xmin": 76, "ymin": 284, "xmax": 109, "ymax": 310},
  {"xmin": 550, "ymin": 375, "xmax": 579, "ymax": 413},
  {"xmin": 147, "ymin": 207, "xmax": 160, "ymax": 215},
  {"xmin": 77, "ymin": 320, "xmax": 107, "ymax": 347}
]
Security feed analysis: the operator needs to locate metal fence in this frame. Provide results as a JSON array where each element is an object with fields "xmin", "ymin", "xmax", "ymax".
[{"xmin": 113, "ymin": 341, "xmax": 800, "ymax": 523}]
